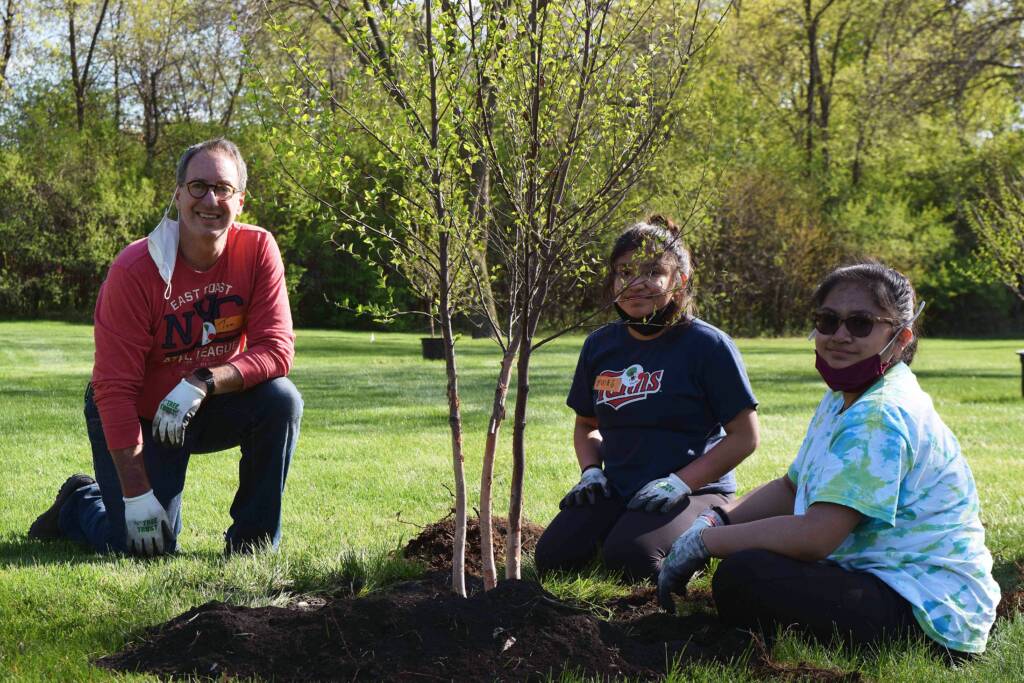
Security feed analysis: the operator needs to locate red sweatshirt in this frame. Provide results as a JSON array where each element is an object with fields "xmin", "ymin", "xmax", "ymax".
[{"xmin": 92, "ymin": 223, "xmax": 295, "ymax": 450}]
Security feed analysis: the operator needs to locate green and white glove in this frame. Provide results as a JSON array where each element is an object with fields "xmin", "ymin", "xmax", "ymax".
[
  {"xmin": 123, "ymin": 490, "xmax": 174, "ymax": 557},
  {"xmin": 627, "ymin": 473, "xmax": 691, "ymax": 513},
  {"xmin": 657, "ymin": 508, "xmax": 726, "ymax": 613},
  {"xmin": 560, "ymin": 466, "xmax": 611, "ymax": 508},
  {"xmin": 152, "ymin": 378, "xmax": 206, "ymax": 448}
]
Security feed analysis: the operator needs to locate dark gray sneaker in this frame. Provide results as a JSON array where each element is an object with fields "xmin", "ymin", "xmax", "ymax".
[{"xmin": 28, "ymin": 474, "xmax": 96, "ymax": 540}]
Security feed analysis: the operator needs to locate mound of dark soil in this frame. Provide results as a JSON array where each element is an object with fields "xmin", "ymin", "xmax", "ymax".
[
  {"xmin": 97, "ymin": 579, "xmax": 735, "ymax": 681},
  {"xmin": 97, "ymin": 518, "xmax": 863, "ymax": 681},
  {"xmin": 996, "ymin": 560, "xmax": 1024, "ymax": 620},
  {"xmin": 402, "ymin": 514, "xmax": 544, "ymax": 578},
  {"xmin": 997, "ymin": 590, "xmax": 1024, "ymax": 620},
  {"xmin": 98, "ymin": 579, "xmax": 864, "ymax": 682}
]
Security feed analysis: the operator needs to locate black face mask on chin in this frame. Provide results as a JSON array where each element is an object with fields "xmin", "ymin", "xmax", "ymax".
[{"xmin": 614, "ymin": 298, "xmax": 680, "ymax": 336}]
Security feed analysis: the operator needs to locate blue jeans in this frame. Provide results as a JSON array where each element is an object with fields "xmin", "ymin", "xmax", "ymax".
[{"xmin": 59, "ymin": 378, "xmax": 303, "ymax": 554}]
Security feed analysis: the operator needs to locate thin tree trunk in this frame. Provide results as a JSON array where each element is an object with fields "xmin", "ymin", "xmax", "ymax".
[
  {"xmin": 439, "ymin": 230, "xmax": 467, "ymax": 597},
  {"xmin": 506, "ymin": 336, "xmax": 530, "ymax": 580},
  {"xmin": 112, "ymin": 49, "xmax": 120, "ymax": 131},
  {"xmin": 220, "ymin": 67, "xmax": 245, "ymax": 128},
  {"xmin": 68, "ymin": 0, "xmax": 110, "ymax": 131},
  {"xmin": 506, "ymin": 0, "xmax": 544, "ymax": 581},
  {"xmin": 142, "ymin": 70, "xmax": 161, "ymax": 173},
  {"xmin": 68, "ymin": 5, "xmax": 81, "ymax": 128},
  {"xmin": 480, "ymin": 334, "xmax": 521, "ymax": 589},
  {"xmin": 803, "ymin": 1, "xmax": 818, "ymax": 172},
  {"xmin": 426, "ymin": 0, "xmax": 467, "ymax": 598},
  {"xmin": 470, "ymin": 158, "xmax": 499, "ymax": 328},
  {"xmin": 0, "ymin": 0, "xmax": 15, "ymax": 86}
]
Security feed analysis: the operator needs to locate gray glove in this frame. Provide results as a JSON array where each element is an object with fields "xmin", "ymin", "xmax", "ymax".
[
  {"xmin": 560, "ymin": 467, "xmax": 611, "ymax": 508},
  {"xmin": 657, "ymin": 508, "xmax": 726, "ymax": 612},
  {"xmin": 627, "ymin": 473, "xmax": 691, "ymax": 513}
]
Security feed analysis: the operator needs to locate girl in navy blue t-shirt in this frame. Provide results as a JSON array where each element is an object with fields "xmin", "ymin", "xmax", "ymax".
[{"xmin": 534, "ymin": 217, "xmax": 760, "ymax": 581}]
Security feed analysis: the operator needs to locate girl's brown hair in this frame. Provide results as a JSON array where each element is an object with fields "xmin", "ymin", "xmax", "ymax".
[{"xmin": 603, "ymin": 214, "xmax": 694, "ymax": 318}]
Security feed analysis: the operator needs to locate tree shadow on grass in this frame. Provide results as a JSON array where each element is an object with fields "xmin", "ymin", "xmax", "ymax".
[
  {"xmin": 0, "ymin": 535, "xmax": 121, "ymax": 568},
  {"xmin": 736, "ymin": 346, "xmax": 813, "ymax": 356},
  {"xmin": 959, "ymin": 395, "xmax": 1024, "ymax": 406},
  {"xmin": 913, "ymin": 370, "xmax": 1018, "ymax": 380}
]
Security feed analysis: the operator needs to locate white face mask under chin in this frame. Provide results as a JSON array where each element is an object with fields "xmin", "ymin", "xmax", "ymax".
[{"xmin": 147, "ymin": 198, "xmax": 180, "ymax": 301}]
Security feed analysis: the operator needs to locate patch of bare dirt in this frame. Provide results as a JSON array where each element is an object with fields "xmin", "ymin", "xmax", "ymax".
[
  {"xmin": 996, "ymin": 560, "xmax": 1024, "ymax": 620},
  {"xmin": 752, "ymin": 657, "xmax": 864, "ymax": 682},
  {"xmin": 96, "ymin": 519, "xmax": 864, "ymax": 682},
  {"xmin": 402, "ymin": 514, "xmax": 543, "ymax": 578},
  {"xmin": 97, "ymin": 579, "xmax": 722, "ymax": 680}
]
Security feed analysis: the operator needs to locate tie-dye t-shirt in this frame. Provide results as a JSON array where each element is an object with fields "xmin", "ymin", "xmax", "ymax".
[{"xmin": 787, "ymin": 363, "xmax": 999, "ymax": 653}]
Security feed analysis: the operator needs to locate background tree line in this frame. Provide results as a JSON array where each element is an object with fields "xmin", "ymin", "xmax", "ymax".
[{"xmin": 1, "ymin": 0, "xmax": 1022, "ymax": 336}]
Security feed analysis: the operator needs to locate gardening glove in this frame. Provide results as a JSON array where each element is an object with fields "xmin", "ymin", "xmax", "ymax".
[
  {"xmin": 123, "ymin": 490, "xmax": 175, "ymax": 557},
  {"xmin": 627, "ymin": 473, "xmax": 691, "ymax": 513},
  {"xmin": 559, "ymin": 466, "xmax": 611, "ymax": 508},
  {"xmin": 152, "ymin": 378, "xmax": 206, "ymax": 448},
  {"xmin": 657, "ymin": 509, "xmax": 725, "ymax": 613}
]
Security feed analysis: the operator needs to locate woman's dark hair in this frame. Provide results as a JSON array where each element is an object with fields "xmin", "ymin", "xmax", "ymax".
[
  {"xmin": 812, "ymin": 261, "xmax": 920, "ymax": 365},
  {"xmin": 604, "ymin": 214, "xmax": 694, "ymax": 318}
]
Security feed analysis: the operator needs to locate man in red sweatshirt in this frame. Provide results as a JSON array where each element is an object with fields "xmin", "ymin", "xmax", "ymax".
[{"xmin": 28, "ymin": 138, "xmax": 302, "ymax": 556}]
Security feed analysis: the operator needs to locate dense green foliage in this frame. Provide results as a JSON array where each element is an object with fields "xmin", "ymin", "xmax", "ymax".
[
  {"xmin": 1, "ymin": 1, "xmax": 1023, "ymax": 335},
  {"xmin": 2, "ymin": 322, "xmax": 1023, "ymax": 678}
]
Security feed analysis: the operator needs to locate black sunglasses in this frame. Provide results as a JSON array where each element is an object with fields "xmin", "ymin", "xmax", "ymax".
[{"xmin": 813, "ymin": 311, "xmax": 895, "ymax": 338}]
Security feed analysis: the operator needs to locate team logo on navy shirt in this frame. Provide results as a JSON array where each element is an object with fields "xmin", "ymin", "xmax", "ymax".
[{"xmin": 594, "ymin": 363, "xmax": 663, "ymax": 410}]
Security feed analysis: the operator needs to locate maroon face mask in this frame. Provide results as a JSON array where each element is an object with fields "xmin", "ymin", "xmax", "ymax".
[
  {"xmin": 812, "ymin": 300, "xmax": 925, "ymax": 394},
  {"xmin": 814, "ymin": 350, "xmax": 891, "ymax": 394}
]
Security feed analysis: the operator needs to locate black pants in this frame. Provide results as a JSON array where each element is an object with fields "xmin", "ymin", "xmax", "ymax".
[
  {"xmin": 712, "ymin": 549, "xmax": 922, "ymax": 648},
  {"xmin": 534, "ymin": 490, "xmax": 731, "ymax": 582}
]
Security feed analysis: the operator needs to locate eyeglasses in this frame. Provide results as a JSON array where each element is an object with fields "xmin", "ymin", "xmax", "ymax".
[
  {"xmin": 184, "ymin": 180, "xmax": 239, "ymax": 200},
  {"xmin": 812, "ymin": 311, "xmax": 895, "ymax": 338}
]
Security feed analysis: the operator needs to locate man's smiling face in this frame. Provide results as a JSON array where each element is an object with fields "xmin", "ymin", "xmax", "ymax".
[{"xmin": 174, "ymin": 149, "xmax": 245, "ymax": 245}]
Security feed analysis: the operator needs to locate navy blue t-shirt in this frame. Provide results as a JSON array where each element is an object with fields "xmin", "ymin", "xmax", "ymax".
[{"xmin": 567, "ymin": 318, "xmax": 758, "ymax": 498}]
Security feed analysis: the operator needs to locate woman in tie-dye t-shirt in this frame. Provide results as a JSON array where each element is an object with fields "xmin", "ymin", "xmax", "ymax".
[{"xmin": 657, "ymin": 262, "xmax": 999, "ymax": 656}]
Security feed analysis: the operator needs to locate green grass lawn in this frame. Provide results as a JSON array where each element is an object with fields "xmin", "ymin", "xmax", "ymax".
[{"xmin": 1, "ymin": 321, "xmax": 1022, "ymax": 681}]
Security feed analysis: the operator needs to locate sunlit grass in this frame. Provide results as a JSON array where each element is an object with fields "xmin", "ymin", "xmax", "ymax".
[{"xmin": 1, "ymin": 322, "xmax": 1021, "ymax": 680}]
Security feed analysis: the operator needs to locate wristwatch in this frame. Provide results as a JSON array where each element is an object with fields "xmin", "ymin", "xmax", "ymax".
[{"xmin": 192, "ymin": 367, "xmax": 215, "ymax": 397}]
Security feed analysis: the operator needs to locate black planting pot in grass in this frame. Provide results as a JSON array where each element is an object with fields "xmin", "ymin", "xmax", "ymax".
[
  {"xmin": 421, "ymin": 337, "xmax": 445, "ymax": 360},
  {"xmin": 1018, "ymin": 350, "xmax": 1024, "ymax": 397}
]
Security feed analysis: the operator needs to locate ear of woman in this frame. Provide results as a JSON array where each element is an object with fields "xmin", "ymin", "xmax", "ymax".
[{"xmin": 887, "ymin": 327, "xmax": 914, "ymax": 362}]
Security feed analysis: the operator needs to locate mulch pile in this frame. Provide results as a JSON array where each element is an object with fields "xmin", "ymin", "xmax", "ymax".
[
  {"xmin": 996, "ymin": 560, "xmax": 1024, "ymax": 620},
  {"xmin": 402, "ymin": 514, "xmax": 544, "ymax": 578},
  {"xmin": 96, "ymin": 518, "xmax": 863, "ymax": 682}
]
